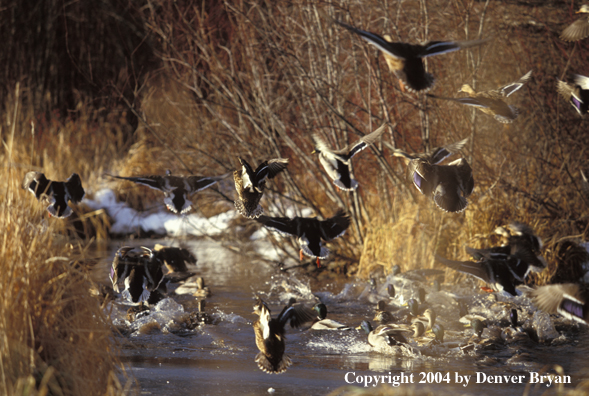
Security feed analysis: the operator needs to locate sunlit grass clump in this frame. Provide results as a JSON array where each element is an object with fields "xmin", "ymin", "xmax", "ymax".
[{"xmin": 0, "ymin": 94, "xmax": 125, "ymax": 395}]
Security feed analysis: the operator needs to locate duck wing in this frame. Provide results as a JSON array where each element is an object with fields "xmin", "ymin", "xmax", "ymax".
[
  {"xmin": 65, "ymin": 173, "xmax": 85, "ymax": 203},
  {"xmin": 557, "ymin": 80, "xmax": 585, "ymax": 115},
  {"xmin": 335, "ymin": 21, "xmax": 425, "ymax": 60},
  {"xmin": 22, "ymin": 171, "xmax": 50, "ymax": 198},
  {"xmin": 530, "ymin": 284, "xmax": 587, "ymax": 323},
  {"xmin": 435, "ymin": 255, "xmax": 491, "ymax": 283},
  {"xmin": 319, "ymin": 209, "xmax": 350, "ymax": 240},
  {"xmin": 498, "ymin": 70, "xmax": 532, "ymax": 97},
  {"xmin": 255, "ymin": 158, "xmax": 289, "ymax": 184},
  {"xmin": 108, "ymin": 174, "xmax": 166, "ymax": 191},
  {"xmin": 343, "ymin": 123, "xmax": 387, "ymax": 161},
  {"xmin": 186, "ymin": 174, "xmax": 225, "ymax": 193},
  {"xmin": 257, "ymin": 215, "xmax": 299, "ymax": 236},
  {"xmin": 277, "ymin": 303, "xmax": 317, "ymax": 329},
  {"xmin": 561, "ymin": 17, "xmax": 589, "ymax": 42},
  {"xmin": 429, "ymin": 137, "xmax": 469, "ymax": 164}
]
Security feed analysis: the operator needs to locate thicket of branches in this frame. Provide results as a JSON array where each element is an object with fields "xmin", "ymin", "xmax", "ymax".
[
  {"xmin": 127, "ymin": 0, "xmax": 589, "ymax": 277},
  {"xmin": 2, "ymin": 0, "xmax": 589, "ymax": 393}
]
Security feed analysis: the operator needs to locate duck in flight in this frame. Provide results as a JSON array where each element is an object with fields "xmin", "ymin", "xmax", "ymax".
[
  {"xmin": 233, "ymin": 157, "xmax": 289, "ymax": 218},
  {"xmin": 108, "ymin": 170, "xmax": 226, "ymax": 214},
  {"xmin": 312, "ymin": 124, "xmax": 386, "ymax": 191},
  {"xmin": 336, "ymin": 20, "xmax": 489, "ymax": 93},
  {"xmin": 257, "ymin": 209, "xmax": 350, "ymax": 267},
  {"xmin": 22, "ymin": 171, "xmax": 85, "ymax": 218}
]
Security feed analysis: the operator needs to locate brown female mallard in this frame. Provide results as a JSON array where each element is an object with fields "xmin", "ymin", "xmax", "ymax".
[
  {"xmin": 233, "ymin": 157, "xmax": 289, "ymax": 218},
  {"xmin": 429, "ymin": 70, "xmax": 532, "ymax": 123},
  {"xmin": 408, "ymin": 158, "xmax": 474, "ymax": 213},
  {"xmin": 336, "ymin": 21, "xmax": 488, "ymax": 93}
]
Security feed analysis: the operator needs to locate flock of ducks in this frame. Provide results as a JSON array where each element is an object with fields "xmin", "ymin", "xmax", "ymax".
[{"xmin": 19, "ymin": 6, "xmax": 589, "ymax": 375}]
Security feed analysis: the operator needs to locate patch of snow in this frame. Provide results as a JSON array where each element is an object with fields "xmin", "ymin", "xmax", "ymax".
[{"xmin": 83, "ymin": 189, "xmax": 236, "ymax": 236}]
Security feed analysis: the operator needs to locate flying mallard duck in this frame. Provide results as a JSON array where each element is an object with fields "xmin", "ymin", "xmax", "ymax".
[
  {"xmin": 561, "ymin": 5, "xmax": 589, "ymax": 41},
  {"xmin": 108, "ymin": 170, "xmax": 227, "ymax": 214},
  {"xmin": 22, "ymin": 172, "xmax": 85, "ymax": 218},
  {"xmin": 393, "ymin": 138, "xmax": 472, "ymax": 212},
  {"xmin": 233, "ymin": 157, "xmax": 289, "ymax": 218},
  {"xmin": 435, "ymin": 254, "xmax": 524, "ymax": 296},
  {"xmin": 109, "ymin": 246, "xmax": 165, "ymax": 304},
  {"xmin": 429, "ymin": 70, "xmax": 533, "ymax": 123},
  {"xmin": 336, "ymin": 21, "xmax": 489, "ymax": 93},
  {"xmin": 312, "ymin": 124, "xmax": 386, "ymax": 191},
  {"xmin": 252, "ymin": 298, "xmax": 315, "ymax": 374},
  {"xmin": 557, "ymin": 74, "xmax": 589, "ymax": 115},
  {"xmin": 466, "ymin": 222, "xmax": 546, "ymax": 276},
  {"xmin": 530, "ymin": 283, "xmax": 589, "ymax": 324},
  {"xmin": 256, "ymin": 209, "xmax": 350, "ymax": 267},
  {"xmin": 408, "ymin": 158, "xmax": 474, "ymax": 213}
]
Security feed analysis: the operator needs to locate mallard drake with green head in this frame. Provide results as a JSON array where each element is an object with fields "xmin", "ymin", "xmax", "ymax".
[
  {"xmin": 557, "ymin": 75, "xmax": 589, "ymax": 115},
  {"xmin": 408, "ymin": 157, "xmax": 474, "ymax": 213},
  {"xmin": 561, "ymin": 5, "xmax": 589, "ymax": 41},
  {"xmin": 310, "ymin": 303, "xmax": 350, "ymax": 330},
  {"xmin": 22, "ymin": 171, "xmax": 85, "ymax": 218},
  {"xmin": 312, "ymin": 124, "xmax": 386, "ymax": 191},
  {"xmin": 233, "ymin": 157, "xmax": 289, "ymax": 218},
  {"xmin": 153, "ymin": 244, "xmax": 196, "ymax": 273},
  {"xmin": 252, "ymin": 298, "xmax": 315, "ymax": 374},
  {"xmin": 336, "ymin": 21, "xmax": 488, "ymax": 93},
  {"xmin": 256, "ymin": 209, "xmax": 350, "ymax": 267},
  {"xmin": 430, "ymin": 70, "xmax": 532, "ymax": 123},
  {"xmin": 435, "ymin": 254, "xmax": 523, "ymax": 296},
  {"xmin": 530, "ymin": 283, "xmax": 589, "ymax": 324},
  {"xmin": 109, "ymin": 246, "xmax": 165, "ymax": 304},
  {"xmin": 108, "ymin": 170, "xmax": 227, "ymax": 214}
]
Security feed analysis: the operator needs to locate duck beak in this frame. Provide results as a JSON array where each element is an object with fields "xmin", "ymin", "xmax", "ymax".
[
  {"xmin": 316, "ymin": 258, "xmax": 321, "ymax": 268},
  {"xmin": 311, "ymin": 149, "xmax": 317, "ymax": 155}
]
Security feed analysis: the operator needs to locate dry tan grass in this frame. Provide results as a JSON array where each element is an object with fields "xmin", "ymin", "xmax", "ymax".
[{"xmin": 0, "ymin": 90, "xmax": 127, "ymax": 395}]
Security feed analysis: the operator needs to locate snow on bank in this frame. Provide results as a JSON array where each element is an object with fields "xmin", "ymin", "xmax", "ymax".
[{"xmin": 84, "ymin": 189, "xmax": 236, "ymax": 236}]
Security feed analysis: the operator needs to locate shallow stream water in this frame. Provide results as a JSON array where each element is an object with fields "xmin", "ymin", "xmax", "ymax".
[{"xmin": 93, "ymin": 237, "xmax": 589, "ymax": 396}]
